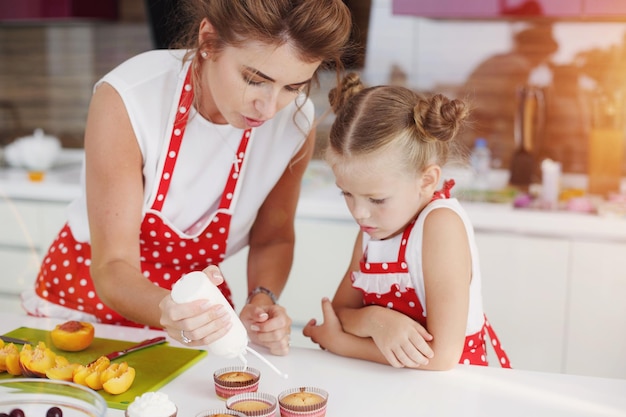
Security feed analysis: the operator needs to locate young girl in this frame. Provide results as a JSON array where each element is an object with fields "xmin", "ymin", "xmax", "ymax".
[{"xmin": 303, "ymin": 73, "xmax": 510, "ymax": 370}]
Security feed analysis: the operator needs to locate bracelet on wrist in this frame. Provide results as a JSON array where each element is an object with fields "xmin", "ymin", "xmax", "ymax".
[{"xmin": 246, "ymin": 286, "xmax": 277, "ymax": 305}]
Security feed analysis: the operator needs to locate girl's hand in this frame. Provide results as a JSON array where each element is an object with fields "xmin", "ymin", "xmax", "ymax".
[
  {"xmin": 159, "ymin": 266, "xmax": 231, "ymax": 346},
  {"xmin": 303, "ymin": 298, "xmax": 346, "ymax": 352},
  {"xmin": 240, "ymin": 303, "xmax": 292, "ymax": 356},
  {"xmin": 368, "ymin": 308, "xmax": 434, "ymax": 368}
]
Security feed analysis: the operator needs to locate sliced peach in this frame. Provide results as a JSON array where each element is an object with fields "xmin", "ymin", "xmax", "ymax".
[
  {"xmin": 0, "ymin": 342, "xmax": 20, "ymax": 374},
  {"xmin": 73, "ymin": 355, "xmax": 110, "ymax": 390},
  {"xmin": 72, "ymin": 364, "xmax": 90, "ymax": 386},
  {"xmin": 19, "ymin": 341, "xmax": 57, "ymax": 378},
  {"xmin": 50, "ymin": 321, "xmax": 95, "ymax": 352},
  {"xmin": 46, "ymin": 357, "xmax": 81, "ymax": 381},
  {"xmin": 102, "ymin": 363, "xmax": 136, "ymax": 395}
]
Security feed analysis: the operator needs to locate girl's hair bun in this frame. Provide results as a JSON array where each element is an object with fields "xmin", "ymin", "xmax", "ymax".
[{"xmin": 328, "ymin": 72, "xmax": 365, "ymax": 114}]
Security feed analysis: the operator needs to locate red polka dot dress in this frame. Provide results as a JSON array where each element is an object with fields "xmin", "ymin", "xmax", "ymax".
[
  {"xmin": 33, "ymin": 67, "xmax": 252, "ymax": 326},
  {"xmin": 351, "ymin": 180, "xmax": 511, "ymax": 367}
]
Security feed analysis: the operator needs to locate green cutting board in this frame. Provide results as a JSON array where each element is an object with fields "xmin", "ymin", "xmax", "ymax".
[{"xmin": 0, "ymin": 327, "xmax": 207, "ymax": 410}]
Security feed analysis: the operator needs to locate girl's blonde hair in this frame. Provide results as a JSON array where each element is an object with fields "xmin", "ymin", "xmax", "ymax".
[{"xmin": 327, "ymin": 73, "xmax": 470, "ymax": 172}]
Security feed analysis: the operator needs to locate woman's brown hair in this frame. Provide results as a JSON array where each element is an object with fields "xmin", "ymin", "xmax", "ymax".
[{"xmin": 175, "ymin": 0, "xmax": 353, "ymax": 96}]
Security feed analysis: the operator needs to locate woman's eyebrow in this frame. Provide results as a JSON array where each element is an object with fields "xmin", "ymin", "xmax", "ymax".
[{"xmin": 244, "ymin": 66, "xmax": 311, "ymax": 86}]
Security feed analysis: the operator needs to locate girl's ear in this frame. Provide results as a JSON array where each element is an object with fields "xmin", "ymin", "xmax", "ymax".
[{"xmin": 420, "ymin": 164, "xmax": 441, "ymax": 194}]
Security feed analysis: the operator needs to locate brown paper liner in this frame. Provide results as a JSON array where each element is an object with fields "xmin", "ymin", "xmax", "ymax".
[
  {"xmin": 226, "ymin": 392, "xmax": 277, "ymax": 417},
  {"xmin": 278, "ymin": 387, "xmax": 328, "ymax": 414},
  {"xmin": 214, "ymin": 366, "xmax": 261, "ymax": 388}
]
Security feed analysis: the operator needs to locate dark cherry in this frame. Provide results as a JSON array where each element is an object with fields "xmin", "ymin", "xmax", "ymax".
[
  {"xmin": 46, "ymin": 407, "xmax": 63, "ymax": 417},
  {"xmin": 0, "ymin": 406, "xmax": 63, "ymax": 417}
]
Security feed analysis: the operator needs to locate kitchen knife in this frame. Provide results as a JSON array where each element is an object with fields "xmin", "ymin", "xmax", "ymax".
[
  {"xmin": 0, "ymin": 335, "xmax": 31, "ymax": 345},
  {"xmin": 89, "ymin": 336, "xmax": 167, "ymax": 364}
]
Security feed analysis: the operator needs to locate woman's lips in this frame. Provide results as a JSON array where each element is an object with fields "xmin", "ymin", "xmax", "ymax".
[{"xmin": 244, "ymin": 116, "xmax": 264, "ymax": 128}]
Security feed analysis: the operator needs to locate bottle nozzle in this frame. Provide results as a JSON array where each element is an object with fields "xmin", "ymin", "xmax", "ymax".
[{"xmin": 244, "ymin": 346, "xmax": 288, "ymax": 379}]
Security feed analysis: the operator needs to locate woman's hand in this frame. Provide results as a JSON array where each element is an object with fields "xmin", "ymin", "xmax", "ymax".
[
  {"xmin": 159, "ymin": 266, "xmax": 232, "ymax": 346},
  {"xmin": 240, "ymin": 301, "xmax": 292, "ymax": 356}
]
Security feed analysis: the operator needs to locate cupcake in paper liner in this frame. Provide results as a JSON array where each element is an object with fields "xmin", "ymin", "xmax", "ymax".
[
  {"xmin": 226, "ymin": 392, "xmax": 277, "ymax": 417},
  {"xmin": 278, "ymin": 387, "xmax": 328, "ymax": 417},
  {"xmin": 214, "ymin": 366, "xmax": 261, "ymax": 399},
  {"xmin": 195, "ymin": 409, "xmax": 247, "ymax": 417}
]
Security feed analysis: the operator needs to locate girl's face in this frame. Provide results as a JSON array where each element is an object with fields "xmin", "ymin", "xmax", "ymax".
[
  {"xmin": 332, "ymin": 148, "xmax": 432, "ymax": 241},
  {"xmin": 198, "ymin": 21, "xmax": 320, "ymax": 128}
]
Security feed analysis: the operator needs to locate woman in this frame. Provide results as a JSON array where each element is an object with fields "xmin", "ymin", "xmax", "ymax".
[{"xmin": 23, "ymin": 0, "xmax": 352, "ymax": 356}]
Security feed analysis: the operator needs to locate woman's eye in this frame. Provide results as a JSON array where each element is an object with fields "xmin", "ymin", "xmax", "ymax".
[
  {"xmin": 370, "ymin": 198, "xmax": 386, "ymax": 205},
  {"xmin": 285, "ymin": 85, "xmax": 304, "ymax": 94},
  {"xmin": 245, "ymin": 77, "xmax": 263, "ymax": 86}
]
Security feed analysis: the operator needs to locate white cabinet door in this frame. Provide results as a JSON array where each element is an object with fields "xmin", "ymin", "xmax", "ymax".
[
  {"xmin": 0, "ymin": 247, "xmax": 40, "ymax": 295},
  {"xmin": 566, "ymin": 241, "xmax": 626, "ymax": 379},
  {"xmin": 282, "ymin": 219, "xmax": 357, "ymax": 326},
  {"xmin": 38, "ymin": 202, "xmax": 68, "ymax": 250},
  {"xmin": 0, "ymin": 201, "xmax": 40, "ymax": 247},
  {"xmin": 475, "ymin": 232, "xmax": 570, "ymax": 373},
  {"xmin": 0, "ymin": 200, "xmax": 67, "ymax": 304},
  {"xmin": 220, "ymin": 218, "xmax": 357, "ymax": 326}
]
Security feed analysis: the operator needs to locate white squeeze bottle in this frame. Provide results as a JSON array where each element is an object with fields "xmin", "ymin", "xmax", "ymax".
[{"xmin": 170, "ymin": 270, "xmax": 287, "ymax": 378}]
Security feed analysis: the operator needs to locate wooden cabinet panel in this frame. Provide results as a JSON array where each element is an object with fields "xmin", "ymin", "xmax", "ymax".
[
  {"xmin": 476, "ymin": 232, "xmax": 570, "ymax": 373},
  {"xmin": 566, "ymin": 241, "xmax": 626, "ymax": 379},
  {"xmin": 0, "ymin": 0, "xmax": 118, "ymax": 21}
]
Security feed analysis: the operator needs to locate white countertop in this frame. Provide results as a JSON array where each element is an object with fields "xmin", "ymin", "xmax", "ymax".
[
  {"xmin": 1, "ymin": 312, "xmax": 625, "ymax": 417},
  {"xmin": 3, "ymin": 150, "xmax": 626, "ymax": 242},
  {"xmin": 0, "ymin": 148, "xmax": 83, "ymax": 202},
  {"xmin": 300, "ymin": 161, "xmax": 626, "ymax": 243}
]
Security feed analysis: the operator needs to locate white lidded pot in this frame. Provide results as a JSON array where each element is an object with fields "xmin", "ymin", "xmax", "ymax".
[{"xmin": 4, "ymin": 128, "xmax": 61, "ymax": 172}]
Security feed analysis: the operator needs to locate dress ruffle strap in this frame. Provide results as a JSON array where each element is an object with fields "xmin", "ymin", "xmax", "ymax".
[{"xmin": 431, "ymin": 179, "xmax": 455, "ymax": 201}]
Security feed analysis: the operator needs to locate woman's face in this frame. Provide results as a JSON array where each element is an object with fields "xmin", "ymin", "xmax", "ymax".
[{"xmin": 198, "ymin": 27, "xmax": 320, "ymax": 128}]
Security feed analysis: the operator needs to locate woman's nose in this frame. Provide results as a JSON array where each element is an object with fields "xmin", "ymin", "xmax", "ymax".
[{"xmin": 254, "ymin": 89, "xmax": 280, "ymax": 120}]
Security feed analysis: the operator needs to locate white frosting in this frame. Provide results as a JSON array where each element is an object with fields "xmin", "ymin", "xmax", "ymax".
[{"xmin": 126, "ymin": 392, "xmax": 177, "ymax": 417}]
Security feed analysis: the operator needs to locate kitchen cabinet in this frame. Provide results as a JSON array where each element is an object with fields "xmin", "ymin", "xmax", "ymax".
[
  {"xmin": 220, "ymin": 218, "xmax": 357, "ymax": 349},
  {"xmin": 392, "ymin": 0, "xmax": 603, "ymax": 19},
  {"xmin": 221, "ymin": 219, "xmax": 358, "ymax": 325},
  {"xmin": 583, "ymin": 0, "xmax": 626, "ymax": 17},
  {"xmin": 476, "ymin": 232, "xmax": 570, "ymax": 373},
  {"xmin": 566, "ymin": 241, "xmax": 626, "ymax": 379},
  {"xmin": 0, "ymin": 199, "xmax": 67, "ymax": 297},
  {"xmin": 0, "ymin": 0, "xmax": 118, "ymax": 21}
]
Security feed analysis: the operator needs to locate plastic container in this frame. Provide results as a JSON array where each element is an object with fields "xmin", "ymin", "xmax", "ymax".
[{"xmin": 470, "ymin": 138, "xmax": 491, "ymax": 190}]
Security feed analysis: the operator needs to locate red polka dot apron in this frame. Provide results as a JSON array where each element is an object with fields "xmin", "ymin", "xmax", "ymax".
[
  {"xmin": 351, "ymin": 180, "xmax": 511, "ymax": 367},
  {"xmin": 34, "ymin": 66, "xmax": 252, "ymax": 327}
]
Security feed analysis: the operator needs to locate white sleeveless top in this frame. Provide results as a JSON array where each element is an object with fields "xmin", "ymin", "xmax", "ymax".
[
  {"xmin": 66, "ymin": 50, "xmax": 314, "ymax": 257},
  {"xmin": 362, "ymin": 198, "xmax": 485, "ymax": 334}
]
